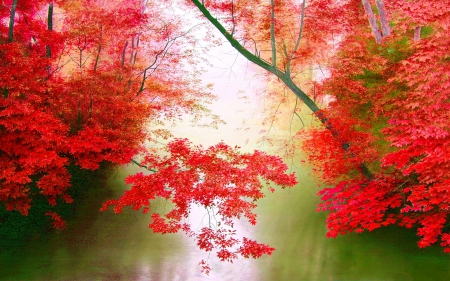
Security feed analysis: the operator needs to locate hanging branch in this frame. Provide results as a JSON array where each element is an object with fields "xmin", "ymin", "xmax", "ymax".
[{"xmin": 190, "ymin": 0, "xmax": 373, "ymax": 179}]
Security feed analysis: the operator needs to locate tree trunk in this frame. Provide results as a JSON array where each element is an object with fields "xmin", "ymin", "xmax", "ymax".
[
  {"xmin": 376, "ymin": 0, "xmax": 390, "ymax": 37},
  {"xmin": 414, "ymin": 26, "xmax": 422, "ymax": 41},
  {"xmin": 8, "ymin": 0, "xmax": 18, "ymax": 43},
  {"xmin": 361, "ymin": 0, "xmax": 382, "ymax": 43}
]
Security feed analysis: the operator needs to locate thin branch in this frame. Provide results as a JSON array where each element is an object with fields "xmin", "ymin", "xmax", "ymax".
[
  {"xmin": 121, "ymin": 40, "xmax": 128, "ymax": 67},
  {"xmin": 286, "ymin": 0, "xmax": 306, "ymax": 76},
  {"xmin": 130, "ymin": 36, "xmax": 135, "ymax": 64},
  {"xmin": 270, "ymin": 0, "xmax": 277, "ymax": 68},
  {"xmin": 130, "ymin": 158, "xmax": 157, "ymax": 172},
  {"xmin": 293, "ymin": 98, "xmax": 305, "ymax": 127},
  {"xmin": 93, "ymin": 44, "xmax": 102, "ymax": 72},
  {"xmin": 261, "ymin": 96, "xmax": 284, "ymax": 149},
  {"xmin": 231, "ymin": 0, "xmax": 236, "ymax": 36},
  {"xmin": 132, "ymin": 23, "xmax": 202, "ymax": 100},
  {"xmin": 76, "ymin": 35, "xmax": 89, "ymax": 68}
]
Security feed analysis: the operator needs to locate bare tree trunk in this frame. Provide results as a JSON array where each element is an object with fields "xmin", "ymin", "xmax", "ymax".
[
  {"xmin": 414, "ymin": 26, "xmax": 422, "ymax": 41},
  {"xmin": 361, "ymin": 0, "xmax": 382, "ymax": 43},
  {"xmin": 8, "ymin": 0, "xmax": 19, "ymax": 43},
  {"xmin": 46, "ymin": 2, "xmax": 54, "ymax": 76},
  {"xmin": 46, "ymin": 2, "xmax": 53, "ymax": 58},
  {"xmin": 4, "ymin": 0, "xmax": 19, "ymax": 98},
  {"xmin": 376, "ymin": 0, "xmax": 390, "ymax": 37}
]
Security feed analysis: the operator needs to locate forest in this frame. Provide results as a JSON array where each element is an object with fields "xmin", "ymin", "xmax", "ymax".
[{"xmin": 1, "ymin": 0, "xmax": 450, "ymax": 275}]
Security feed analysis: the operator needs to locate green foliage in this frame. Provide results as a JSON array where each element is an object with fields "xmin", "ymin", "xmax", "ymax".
[
  {"xmin": 421, "ymin": 26, "xmax": 434, "ymax": 38},
  {"xmin": 355, "ymin": 69, "xmax": 385, "ymax": 88},
  {"xmin": 378, "ymin": 37, "xmax": 411, "ymax": 63}
]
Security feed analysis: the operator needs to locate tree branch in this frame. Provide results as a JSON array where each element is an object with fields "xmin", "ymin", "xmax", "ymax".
[
  {"xmin": 286, "ymin": 0, "xmax": 306, "ymax": 76},
  {"xmin": 270, "ymin": 0, "xmax": 277, "ymax": 68},
  {"xmin": 190, "ymin": 0, "xmax": 318, "ymax": 111},
  {"xmin": 190, "ymin": 0, "xmax": 372, "ymax": 179},
  {"xmin": 131, "ymin": 158, "xmax": 157, "ymax": 172},
  {"xmin": 375, "ymin": 0, "xmax": 390, "ymax": 37}
]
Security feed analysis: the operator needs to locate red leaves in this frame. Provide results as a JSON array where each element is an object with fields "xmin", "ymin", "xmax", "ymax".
[
  {"xmin": 301, "ymin": 0, "xmax": 450, "ymax": 254},
  {"xmin": 317, "ymin": 178, "xmax": 402, "ymax": 238},
  {"xmin": 101, "ymin": 139, "xmax": 297, "ymax": 266},
  {"xmin": 45, "ymin": 211, "xmax": 66, "ymax": 230},
  {"xmin": 237, "ymin": 237, "xmax": 275, "ymax": 259},
  {"xmin": 1, "ymin": 0, "xmax": 215, "ymax": 230},
  {"xmin": 149, "ymin": 213, "xmax": 180, "ymax": 234},
  {"xmin": 199, "ymin": 259, "xmax": 212, "ymax": 275},
  {"xmin": 416, "ymin": 213, "xmax": 447, "ymax": 248}
]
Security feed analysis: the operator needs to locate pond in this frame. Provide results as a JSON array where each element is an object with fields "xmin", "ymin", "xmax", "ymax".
[
  {"xmin": 2, "ymin": 159, "xmax": 450, "ymax": 280},
  {"xmin": 1, "ymin": 47, "xmax": 450, "ymax": 281}
]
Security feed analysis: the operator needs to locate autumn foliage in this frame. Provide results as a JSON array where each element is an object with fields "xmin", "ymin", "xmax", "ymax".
[
  {"xmin": 1, "ymin": 0, "xmax": 299, "ymax": 271},
  {"xmin": 182, "ymin": 0, "xmax": 450, "ymax": 255},
  {"xmin": 298, "ymin": 0, "xmax": 450, "ymax": 252},
  {"xmin": 101, "ymin": 139, "xmax": 296, "ymax": 272},
  {"xmin": 3, "ymin": 0, "xmax": 450, "ymax": 274},
  {"xmin": 0, "ymin": 0, "xmax": 215, "ymax": 226}
]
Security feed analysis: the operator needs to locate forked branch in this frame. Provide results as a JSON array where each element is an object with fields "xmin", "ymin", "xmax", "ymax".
[{"xmin": 190, "ymin": 0, "xmax": 372, "ymax": 179}]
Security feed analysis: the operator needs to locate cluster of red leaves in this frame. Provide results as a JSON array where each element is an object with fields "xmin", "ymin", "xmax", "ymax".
[
  {"xmin": 302, "ymin": 108, "xmax": 379, "ymax": 185},
  {"xmin": 0, "ymin": 42, "xmax": 72, "ymax": 217},
  {"xmin": 316, "ymin": 176, "xmax": 402, "ymax": 234},
  {"xmin": 302, "ymin": 0, "xmax": 450, "ymax": 252},
  {"xmin": 101, "ymin": 138, "xmax": 297, "ymax": 269}
]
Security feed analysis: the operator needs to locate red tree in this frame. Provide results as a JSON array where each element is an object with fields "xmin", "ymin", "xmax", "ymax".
[
  {"xmin": 0, "ymin": 0, "xmax": 217, "ymax": 224},
  {"xmin": 299, "ymin": 0, "xmax": 450, "ymax": 251},
  {"xmin": 1, "ymin": 0, "xmax": 297, "ymax": 272}
]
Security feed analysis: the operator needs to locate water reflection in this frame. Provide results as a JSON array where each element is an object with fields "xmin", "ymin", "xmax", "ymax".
[
  {"xmin": 0, "ymin": 164, "xmax": 265, "ymax": 281},
  {"xmin": 254, "ymin": 159, "xmax": 450, "ymax": 281}
]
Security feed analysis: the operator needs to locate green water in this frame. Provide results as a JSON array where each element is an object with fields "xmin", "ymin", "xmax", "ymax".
[
  {"xmin": 1, "ymin": 162, "xmax": 449, "ymax": 281},
  {"xmin": 254, "ymin": 166, "xmax": 450, "ymax": 281}
]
